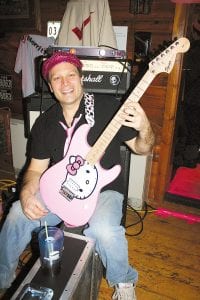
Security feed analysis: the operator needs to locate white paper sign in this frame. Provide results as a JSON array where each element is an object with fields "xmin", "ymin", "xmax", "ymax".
[
  {"xmin": 47, "ymin": 21, "xmax": 61, "ymax": 39},
  {"xmin": 113, "ymin": 26, "xmax": 128, "ymax": 51}
]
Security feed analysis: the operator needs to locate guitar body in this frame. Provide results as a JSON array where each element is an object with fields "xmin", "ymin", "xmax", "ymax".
[{"xmin": 40, "ymin": 124, "xmax": 121, "ymax": 227}]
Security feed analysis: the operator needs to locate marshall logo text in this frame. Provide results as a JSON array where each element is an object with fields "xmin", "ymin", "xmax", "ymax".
[
  {"xmin": 81, "ymin": 64, "xmax": 131, "ymax": 94},
  {"xmin": 82, "ymin": 74, "xmax": 104, "ymax": 83}
]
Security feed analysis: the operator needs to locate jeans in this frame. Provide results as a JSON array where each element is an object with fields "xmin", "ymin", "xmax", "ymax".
[
  {"xmin": 0, "ymin": 190, "xmax": 138, "ymax": 289},
  {"xmin": 84, "ymin": 190, "xmax": 138, "ymax": 286}
]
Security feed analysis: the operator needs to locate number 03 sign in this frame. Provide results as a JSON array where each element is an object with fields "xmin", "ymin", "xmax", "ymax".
[{"xmin": 47, "ymin": 21, "xmax": 61, "ymax": 39}]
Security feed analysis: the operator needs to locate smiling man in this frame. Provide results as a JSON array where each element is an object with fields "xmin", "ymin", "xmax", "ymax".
[{"xmin": 0, "ymin": 52, "xmax": 155, "ymax": 300}]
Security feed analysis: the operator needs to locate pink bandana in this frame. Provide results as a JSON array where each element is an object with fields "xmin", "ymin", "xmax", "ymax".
[{"xmin": 42, "ymin": 51, "xmax": 83, "ymax": 81}]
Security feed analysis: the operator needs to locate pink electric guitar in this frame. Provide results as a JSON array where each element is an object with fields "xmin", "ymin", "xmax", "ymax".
[{"xmin": 40, "ymin": 37, "xmax": 190, "ymax": 227}]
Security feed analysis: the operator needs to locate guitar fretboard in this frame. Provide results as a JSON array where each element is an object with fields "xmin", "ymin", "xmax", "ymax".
[
  {"xmin": 85, "ymin": 37, "xmax": 190, "ymax": 165},
  {"xmin": 85, "ymin": 70, "xmax": 155, "ymax": 165}
]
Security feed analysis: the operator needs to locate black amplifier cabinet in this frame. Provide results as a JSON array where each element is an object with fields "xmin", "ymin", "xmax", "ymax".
[
  {"xmin": 35, "ymin": 57, "xmax": 132, "ymax": 95},
  {"xmin": 23, "ymin": 92, "xmax": 56, "ymax": 137},
  {"xmin": 81, "ymin": 59, "xmax": 132, "ymax": 95}
]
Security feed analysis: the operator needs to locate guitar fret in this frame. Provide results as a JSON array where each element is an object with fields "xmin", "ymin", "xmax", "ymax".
[
  {"xmin": 86, "ymin": 121, "xmax": 121, "ymax": 165},
  {"xmin": 129, "ymin": 93, "xmax": 140, "ymax": 102},
  {"xmin": 128, "ymin": 71, "xmax": 154, "ymax": 103}
]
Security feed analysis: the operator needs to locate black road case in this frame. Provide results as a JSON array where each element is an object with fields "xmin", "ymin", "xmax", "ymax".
[{"xmin": 11, "ymin": 232, "xmax": 103, "ymax": 300}]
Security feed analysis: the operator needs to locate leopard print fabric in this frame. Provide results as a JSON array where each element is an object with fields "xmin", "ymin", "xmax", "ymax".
[{"xmin": 84, "ymin": 93, "xmax": 95, "ymax": 127}]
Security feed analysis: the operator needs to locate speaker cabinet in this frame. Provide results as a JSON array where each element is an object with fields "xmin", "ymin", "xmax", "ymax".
[{"xmin": 23, "ymin": 93, "xmax": 56, "ymax": 137}]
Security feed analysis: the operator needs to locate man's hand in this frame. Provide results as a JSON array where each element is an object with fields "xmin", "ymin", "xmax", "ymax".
[
  {"xmin": 120, "ymin": 100, "xmax": 150, "ymax": 132},
  {"xmin": 119, "ymin": 100, "xmax": 155, "ymax": 155},
  {"xmin": 20, "ymin": 158, "xmax": 50, "ymax": 220},
  {"xmin": 21, "ymin": 193, "xmax": 48, "ymax": 220}
]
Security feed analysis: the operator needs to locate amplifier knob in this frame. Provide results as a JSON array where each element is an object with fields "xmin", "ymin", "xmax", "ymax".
[{"xmin": 99, "ymin": 49, "xmax": 106, "ymax": 57}]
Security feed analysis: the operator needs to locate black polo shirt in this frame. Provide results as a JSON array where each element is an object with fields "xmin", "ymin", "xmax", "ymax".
[{"xmin": 30, "ymin": 93, "xmax": 138, "ymax": 194}]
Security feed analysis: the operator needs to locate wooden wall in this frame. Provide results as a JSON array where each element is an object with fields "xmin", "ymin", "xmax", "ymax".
[
  {"xmin": 109, "ymin": 0, "xmax": 176, "ymax": 204},
  {"xmin": 0, "ymin": 0, "xmax": 181, "ymax": 204}
]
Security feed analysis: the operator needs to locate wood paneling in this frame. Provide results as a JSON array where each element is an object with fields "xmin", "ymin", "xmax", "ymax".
[
  {"xmin": 153, "ymin": 4, "xmax": 190, "ymax": 205},
  {"xmin": 109, "ymin": 0, "xmax": 175, "ymax": 58},
  {"xmin": 0, "ymin": 108, "xmax": 14, "ymax": 174}
]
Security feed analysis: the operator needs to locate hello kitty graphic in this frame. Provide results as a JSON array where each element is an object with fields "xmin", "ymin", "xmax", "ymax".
[{"xmin": 59, "ymin": 155, "xmax": 98, "ymax": 201}]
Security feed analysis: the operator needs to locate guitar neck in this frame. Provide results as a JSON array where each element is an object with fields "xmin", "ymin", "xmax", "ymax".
[{"xmin": 86, "ymin": 70, "xmax": 155, "ymax": 165}]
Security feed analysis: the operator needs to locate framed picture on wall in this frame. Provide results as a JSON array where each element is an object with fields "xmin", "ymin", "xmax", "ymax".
[{"xmin": 0, "ymin": 0, "xmax": 41, "ymax": 32}]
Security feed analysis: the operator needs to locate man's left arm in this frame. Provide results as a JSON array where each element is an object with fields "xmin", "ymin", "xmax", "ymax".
[{"xmin": 126, "ymin": 123, "xmax": 155, "ymax": 155}]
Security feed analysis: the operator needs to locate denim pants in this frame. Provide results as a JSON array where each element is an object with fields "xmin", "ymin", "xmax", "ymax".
[{"xmin": 0, "ymin": 190, "xmax": 138, "ymax": 289}]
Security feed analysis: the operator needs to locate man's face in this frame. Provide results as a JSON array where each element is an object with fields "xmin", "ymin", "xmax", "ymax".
[{"xmin": 48, "ymin": 62, "xmax": 83, "ymax": 107}]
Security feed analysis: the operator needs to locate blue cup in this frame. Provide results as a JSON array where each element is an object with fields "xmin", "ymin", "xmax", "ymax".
[{"xmin": 38, "ymin": 226, "xmax": 64, "ymax": 277}]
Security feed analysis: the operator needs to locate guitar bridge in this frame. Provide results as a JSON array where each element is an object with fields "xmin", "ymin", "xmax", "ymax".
[
  {"xmin": 59, "ymin": 178, "xmax": 80, "ymax": 201},
  {"xmin": 59, "ymin": 186, "xmax": 74, "ymax": 201}
]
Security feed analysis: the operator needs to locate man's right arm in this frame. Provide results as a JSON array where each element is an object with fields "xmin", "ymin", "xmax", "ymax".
[{"xmin": 20, "ymin": 158, "xmax": 50, "ymax": 220}]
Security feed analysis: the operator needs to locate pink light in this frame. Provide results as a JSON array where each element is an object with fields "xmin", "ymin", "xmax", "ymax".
[{"xmin": 155, "ymin": 208, "xmax": 200, "ymax": 224}]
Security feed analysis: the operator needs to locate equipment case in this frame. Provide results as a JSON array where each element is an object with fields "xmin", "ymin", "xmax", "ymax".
[{"xmin": 11, "ymin": 232, "xmax": 103, "ymax": 300}]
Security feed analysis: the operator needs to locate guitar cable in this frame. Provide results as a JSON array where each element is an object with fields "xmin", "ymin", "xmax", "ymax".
[{"xmin": 125, "ymin": 201, "xmax": 156, "ymax": 236}]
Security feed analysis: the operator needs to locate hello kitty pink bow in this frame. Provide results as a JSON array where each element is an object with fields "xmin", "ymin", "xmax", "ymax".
[{"xmin": 66, "ymin": 156, "xmax": 84, "ymax": 175}]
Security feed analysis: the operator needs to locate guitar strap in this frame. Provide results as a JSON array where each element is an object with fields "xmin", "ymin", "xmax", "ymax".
[
  {"xmin": 84, "ymin": 92, "xmax": 95, "ymax": 127},
  {"xmin": 60, "ymin": 93, "xmax": 95, "ymax": 156}
]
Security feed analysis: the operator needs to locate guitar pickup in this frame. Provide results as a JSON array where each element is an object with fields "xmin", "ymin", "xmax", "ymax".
[{"xmin": 59, "ymin": 186, "xmax": 74, "ymax": 201}]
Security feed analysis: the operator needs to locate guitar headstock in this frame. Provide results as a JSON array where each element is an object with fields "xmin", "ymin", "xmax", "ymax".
[{"xmin": 149, "ymin": 37, "xmax": 190, "ymax": 75}]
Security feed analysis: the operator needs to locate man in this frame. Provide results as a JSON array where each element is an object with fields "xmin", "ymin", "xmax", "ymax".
[{"xmin": 0, "ymin": 52, "xmax": 155, "ymax": 299}]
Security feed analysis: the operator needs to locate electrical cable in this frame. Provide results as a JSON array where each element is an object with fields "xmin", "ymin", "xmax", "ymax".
[
  {"xmin": 0, "ymin": 179, "xmax": 16, "ymax": 190},
  {"xmin": 114, "ymin": 61, "xmax": 128, "ymax": 98},
  {"xmin": 125, "ymin": 203, "xmax": 146, "ymax": 236},
  {"xmin": 98, "ymin": 44, "xmax": 118, "ymax": 51},
  {"xmin": 125, "ymin": 201, "xmax": 156, "ymax": 236},
  {"xmin": 0, "ymin": 179, "xmax": 16, "ymax": 204},
  {"xmin": 0, "ymin": 179, "xmax": 16, "ymax": 217}
]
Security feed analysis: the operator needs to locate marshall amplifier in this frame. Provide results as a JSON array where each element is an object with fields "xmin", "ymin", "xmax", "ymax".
[
  {"xmin": 35, "ymin": 57, "xmax": 132, "ymax": 95},
  {"xmin": 81, "ymin": 59, "xmax": 132, "ymax": 95}
]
